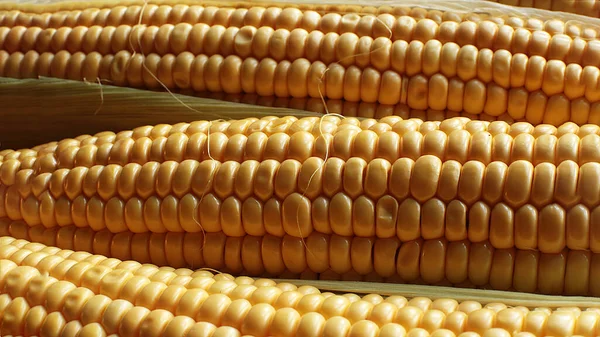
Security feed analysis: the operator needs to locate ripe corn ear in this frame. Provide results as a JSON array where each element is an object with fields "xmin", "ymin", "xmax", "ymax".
[{"xmin": 2, "ymin": 236, "xmax": 600, "ymax": 337}]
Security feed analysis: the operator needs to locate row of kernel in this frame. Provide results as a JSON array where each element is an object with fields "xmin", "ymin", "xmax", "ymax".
[
  {"xmin": 12, "ymin": 127, "xmax": 600, "ymax": 174},
  {"xmin": 12, "ymin": 116, "xmax": 600, "ymax": 168},
  {"xmin": 31, "ymin": 128, "xmax": 600, "ymax": 169},
  {"xmin": 3, "ymin": 154, "xmax": 600, "ymax": 207},
  {"xmin": 0, "ymin": 4, "xmax": 597, "ymax": 40},
  {"xmin": 9, "ymin": 117, "xmax": 600, "ymax": 165},
  {"xmin": 3, "ymin": 22, "xmax": 600, "ymax": 68}
]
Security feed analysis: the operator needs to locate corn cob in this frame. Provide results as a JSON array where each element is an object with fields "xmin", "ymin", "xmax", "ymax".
[
  {"xmin": 2, "ymin": 121, "xmax": 600, "ymax": 240},
  {"xmin": 0, "ymin": 24, "xmax": 594, "ymax": 72},
  {"xmin": 0, "ymin": 273, "xmax": 514, "ymax": 337},
  {"xmin": 2, "ymin": 237, "xmax": 600, "ymax": 337},
  {"xmin": 1, "ymin": 19, "xmax": 599, "ymax": 64},
  {"xmin": 1, "ymin": 3, "xmax": 600, "ymax": 125},
  {"xmin": 3, "ymin": 117, "xmax": 600, "ymax": 294}
]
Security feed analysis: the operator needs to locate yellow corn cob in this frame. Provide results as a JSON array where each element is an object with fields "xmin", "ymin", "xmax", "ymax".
[
  {"xmin": 1, "ymin": 119, "xmax": 599, "ymax": 247},
  {"xmin": 2, "ymin": 117, "xmax": 600, "ymax": 296},
  {"xmin": 2, "ymin": 236, "xmax": 600, "ymax": 337},
  {"xmin": 0, "ymin": 23, "xmax": 590, "ymax": 73},
  {"xmin": 1, "ymin": 2, "xmax": 600, "ymax": 125},
  {"xmin": 1, "ymin": 18, "xmax": 599, "ymax": 64}
]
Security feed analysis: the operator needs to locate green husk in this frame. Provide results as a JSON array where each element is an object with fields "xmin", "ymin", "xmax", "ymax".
[{"xmin": 0, "ymin": 77, "xmax": 320, "ymax": 150}]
